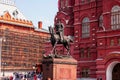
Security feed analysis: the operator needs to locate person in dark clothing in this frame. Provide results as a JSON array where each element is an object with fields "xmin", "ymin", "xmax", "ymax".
[{"xmin": 55, "ymin": 20, "xmax": 64, "ymax": 42}]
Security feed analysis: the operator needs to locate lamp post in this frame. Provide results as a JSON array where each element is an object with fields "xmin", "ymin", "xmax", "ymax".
[
  {"xmin": 2, "ymin": 62, "xmax": 7, "ymax": 76},
  {"xmin": 0, "ymin": 38, "xmax": 2, "ymax": 77},
  {"xmin": 0, "ymin": 37, "xmax": 6, "ymax": 77}
]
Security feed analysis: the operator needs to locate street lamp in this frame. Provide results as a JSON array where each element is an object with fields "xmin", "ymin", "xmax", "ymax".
[
  {"xmin": 0, "ymin": 37, "xmax": 6, "ymax": 77},
  {"xmin": 2, "ymin": 62, "xmax": 7, "ymax": 76}
]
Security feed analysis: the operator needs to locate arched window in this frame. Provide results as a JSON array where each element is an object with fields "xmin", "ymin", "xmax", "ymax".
[
  {"xmin": 60, "ymin": 0, "xmax": 68, "ymax": 8},
  {"xmin": 81, "ymin": 0, "xmax": 85, "ymax": 4},
  {"xmin": 111, "ymin": 5, "xmax": 120, "ymax": 30},
  {"xmin": 60, "ymin": 0, "xmax": 65, "ymax": 8},
  {"xmin": 65, "ymin": 0, "xmax": 68, "ymax": 6},
  {"xmin": 82, "ymin": 17, "xmax": 90, "ymax": 38},
  {"xmin": 80, "ymin": 48, "xmax": 84, "ymax": 58},
  {"xmin": 99, "ymin": 15, "xmax": 103, "ymax": 27}
]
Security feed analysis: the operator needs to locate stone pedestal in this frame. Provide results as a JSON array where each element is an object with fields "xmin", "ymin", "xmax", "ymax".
[{"xmin": 42, "ymin": 57, "xmax": 77, "ymax": 80}]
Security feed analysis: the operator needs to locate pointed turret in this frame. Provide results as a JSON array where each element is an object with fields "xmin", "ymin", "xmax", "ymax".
[
  {"xmin": 0, "ymin": 0, "xmax": 26, "ymax": 20},
  {"xmin": 0, "ymin": 0, "xmax": 33, "ymax": 28}
]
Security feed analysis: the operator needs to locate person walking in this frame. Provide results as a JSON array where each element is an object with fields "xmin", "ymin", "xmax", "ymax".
[
  {"xmin": 9, "ymin": 76, "xmax": 13, "ymax": 80},
  {"xmin": 34, "ymin": 74, "xmax": 37, "ymax": 80}
]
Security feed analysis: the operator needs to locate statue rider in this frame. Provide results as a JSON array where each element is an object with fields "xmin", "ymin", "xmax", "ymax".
[{"xmin": 55, "ymin": 20, "xmax": 64, "ymax": 42}]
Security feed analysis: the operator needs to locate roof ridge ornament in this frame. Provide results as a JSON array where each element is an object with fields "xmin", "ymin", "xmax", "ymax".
[{"xmin": 0, "ymin": 0, "xmax": 15, "ymax": 6}]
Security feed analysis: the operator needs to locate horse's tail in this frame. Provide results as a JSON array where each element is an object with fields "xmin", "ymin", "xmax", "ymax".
[
  {"xmin": 67, "ymin": 36, "xmax": 74, "ymax": 42},
  {"xmin": 48, "ymin": 26, "xmax": 54, "ymax": 34},
  {"xmin": 48, "ymin": 26, "xmax": 52, "ymax": 34}
]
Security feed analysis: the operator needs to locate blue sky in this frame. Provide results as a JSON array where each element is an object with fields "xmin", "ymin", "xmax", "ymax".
[{"xmin": 15, "ymin": 0, "xmax": 58, "ymax": 30}]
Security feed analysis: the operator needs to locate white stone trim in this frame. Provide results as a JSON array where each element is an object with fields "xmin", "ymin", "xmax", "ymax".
[
  {"xmin": 106, "ymin": 61, "xmax": 120, "ymax": 80},
  {"xmin": 78, "ymin": 60, "xmax": 96, "ymax": 63},
  {"xmin": 0, "ymin": 0, "xmax": 15, "ymax": 6},
  {"xmin": 97, "ymin": 34, "xmax": 120, "ymax": 38},
  {"xmin": 0, "ymin": 20, "xmax": 33, "ymax": 28},
  {"xmin": 110, "ymin": 51, "xmax": 120, "ymax": 54},
  {"xmin": 77, "ymin": 78, "xmax": 97, "ymax": 80}
]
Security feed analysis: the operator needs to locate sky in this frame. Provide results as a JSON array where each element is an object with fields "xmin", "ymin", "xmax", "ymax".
[{"xmin": 15, "ymin": 0, "xmax": 58, "ymax": 30}]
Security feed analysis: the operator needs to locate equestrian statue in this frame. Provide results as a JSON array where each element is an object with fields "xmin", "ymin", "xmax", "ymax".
[{"xmin": 48, "ymin": 21, "xmax": 73, "ymax": 57}]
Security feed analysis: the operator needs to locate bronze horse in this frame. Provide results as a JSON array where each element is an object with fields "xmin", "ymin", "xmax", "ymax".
[{"xmin": 48, "ymin": 26, "xmax": 73, "ymax": 56}]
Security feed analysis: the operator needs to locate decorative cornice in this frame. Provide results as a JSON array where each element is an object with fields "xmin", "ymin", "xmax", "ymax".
[
  {"xmin": 42, "ymin": 58, "xmax": 77, "ymax": 65},
  {"xmin": 0, "ymin": 15, "xmax": 33, "ymax": 28},
  {"xmin": 0, "ymin": 0, "xmax": 15, "ymax": 6},
  {"xmin": 78, "ymin": 60, "xmax": 96, "ymax": 63},
  {"xmin": 102, "ymin": 12, "xmax": 110, "ymax": 15},
  {"xmin": 97, "ymin": 34, "xmax": 120, "ymax": 39}
]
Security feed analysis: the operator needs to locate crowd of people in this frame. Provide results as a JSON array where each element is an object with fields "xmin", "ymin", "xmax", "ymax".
[{"xmin": 1, "ymin": 71, "xmax": 43, "ymax": 80}]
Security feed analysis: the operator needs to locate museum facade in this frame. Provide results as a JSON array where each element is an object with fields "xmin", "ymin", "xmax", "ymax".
[
  {"xmin": 45, "ymin": 0, "xmax": 120, "ymax": 80},
  {"xmin": 0, "ymin": 0, "xmax": 49, "ymax": 77}
]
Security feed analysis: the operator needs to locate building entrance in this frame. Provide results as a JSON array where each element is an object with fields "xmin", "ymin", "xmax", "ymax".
[{"xmin": 112, "ymin": 63, "xmax": 120, "ymax": 80}]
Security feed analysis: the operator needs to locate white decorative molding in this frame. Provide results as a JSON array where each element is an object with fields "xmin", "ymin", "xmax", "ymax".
[
  {"xmin": 102, "ymin": 12, "xmax": 110, "ymax": 15},
  {"xmin": 97, "ymin": 34, "xmax": 120, "ymax": 39},
  {"xmin": 96, "ymin": 58, "xmax": 103, "ymax": 61},
  {"xmin": 99, "ymin": 42, "xmax": 103, "ymax": 45},
  {"xmin": 0, "ymin": 0, "xmax": 15, "ymax": 6},
  {"xmin": 92, "ymin": 38, "xmax": 95, "ymax": 41},
  {"xmin": 109, "ymin": 51, "xmax": 120, "ymax": 54},
  {"xmin": 75, "ymin": 31, "xmax": 78, "ymax": 33},
  {"xmin": 92, "ymin": 28, "xmax": 95, "ymax": 31},
  {"xmin": 75, "ymin": 46, "xmax": 78, "ymax": 47},
  {"xmin": 92, "ymin": 33, "xmax": 95, "ymax": 36},
  {"xmin": 65, "ymin": 20, "xmax": 69, "ymax": 24},
  {"xmin": 77, "ymin": 78, "xmax": 97, "ymax": 80},
  {"xmin": 106, "ymin": 61, "xmax": 120, "ymax": 80},
  {"xmin": 78, "ymin": 60, "xmax": 96, "ymax": 63}
]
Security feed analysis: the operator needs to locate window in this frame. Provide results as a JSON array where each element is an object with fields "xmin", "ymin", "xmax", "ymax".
[
  {"xmin": 99, "ymin": 15, "xmax": 103, "ymax": 27},
  {"xmin": 61, "ymin": 0, "xmax": 65, "ymax": 8},
  {"xmin": 118, "ymin": 38, "xmax": 120, "ymax": 45},
  {"xmin": 2, "ymin": 46, "xmax": 10, "ymax": 51},
  {"xmin": 87, "ymin": 48, "xmax": 91, "ymax": 58},
  {"xmin": 111, "ymin": 5, "xmax": 120, "ymax": 30},
  {"xmin": 80, "ymin": 0, "xmax": 91, "ymax": 4},
  {"xmin": 81, "ymin": 68, "xmax": 90, "ymax": 77},
  {"xmin": 65, "ymin": 0, "xmax": 68, "ymax": 6},
  {"xmin": 13, "ymin": 9, "xmax": 19, "ymax": 18},
  {"xmin": 23, "ymin": 48, "xmax": 29, "ymax": 53},
  {"xmin": 110, "ymin": 39, "xmax": 114, "ymax": 46},
  {"xmin": 81, "ymin": 0, "xmax": 85, "ymax": 4},
  {"xmin": 80, "ymin": 48, "xmax": 84, "ymax": 58},
  {"xmin": 87, "ymin": 0, "xmax": 91, "ymax": 3},
  {"xmin": 33, "ymin": 48, "xmax": 37, "ymax": 53},
  {"xmin": 82, "ymin": 17, "xmax": 90, "ymax": 38}
]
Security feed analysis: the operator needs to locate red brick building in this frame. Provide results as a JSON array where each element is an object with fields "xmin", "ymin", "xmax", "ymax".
[
  {"xmin": 45, "ymin": 0, "xmax": 120, "ymax": 80},
  {"xmin": 0, "ymin": 0, "xmax": 49, "ymax": 77}
]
